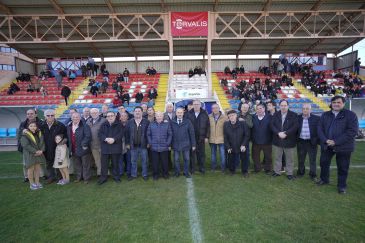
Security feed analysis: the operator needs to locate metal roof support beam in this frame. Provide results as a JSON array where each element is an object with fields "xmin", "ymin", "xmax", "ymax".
[
  {"xmin": 49, "ymin": 0, "xmax": 103, "ymax": 57},
  {"xmin": 304, "ymin": 3, "xmax": 365, "ymax": 53},
  {"xmin": 270, "ymin": 0, "xmax": 323, "ymax": 54},
  {"xmin": 235, "ymin": 0, "xmax": 271, "ymax": 56}
]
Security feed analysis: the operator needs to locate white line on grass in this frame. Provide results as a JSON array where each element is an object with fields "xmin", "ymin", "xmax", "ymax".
[{"xmin": 186, "ymin": 178, "xmax": 204, "ymax": 243}]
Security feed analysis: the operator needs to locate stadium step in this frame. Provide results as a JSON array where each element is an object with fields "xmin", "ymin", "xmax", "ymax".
[
  {"xmin": 212, "ymin": 73, "xmax": 231, "ymax": 111},
  {"xmin": 292, "ymin": 79, "xmax": 330, "ymax": 112},
  {"xmin": 55, "ymin": 78, "xmax": 90, "ymax": 118},
  {"xmin": 154, "ymin": 74, "xmax": 168, "ymax": 112}
]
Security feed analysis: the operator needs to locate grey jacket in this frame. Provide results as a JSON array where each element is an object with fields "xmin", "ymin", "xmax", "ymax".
[{"xmin": 86, "ymin": 117, "xmax": 106, "ymax": 149}]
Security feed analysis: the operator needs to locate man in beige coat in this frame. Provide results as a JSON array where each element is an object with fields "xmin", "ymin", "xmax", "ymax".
[
  {"xmin": 209, "ymin": 104, "xmax": 227, "ymax": 172},
  {"xmin": 86, "ymin": 108, "xmax": 106, "ymax": 176}
]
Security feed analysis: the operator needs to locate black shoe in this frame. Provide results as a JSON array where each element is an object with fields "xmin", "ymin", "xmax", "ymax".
[
  {"xmin": 163, "ymin": 174, "xmax": 169, "ymax": 179},
  {"xmin": 338, "ymin": 188, "xmax": 347, "ymax": 194},
  {"xmin": 264, "ymin": 170, "xmax": 272, "ymax": 175},
  {"xmin": 242, "ymin": 172, "xmax": 249, "ymax": 178},
  {"xmin": 114, "ymin": 179, "xmax": 121, "ymax": 183},
  {"xmin": 42, "ymin": 176, "xmax": 48, "ymax": 180},
  {"xmin": 316, "ymin": 180, "xmax": 329, "ymax": 186},
  {"xmin": 199, "ymin": 169, "xmax": 205, "ymax": 175},
  {"xmin": 174, "ymin": 173, "xmax": 180, "ymax": 177},
  {"xmin": 143, "ymin": 176, "xmax": 148, "ymax": 181},
  {"xmin": 184, "ymin": 173, "xmax": 191, "ymax": 178},
  {"xmin": 23, "ymin": 178, "xmax": 29, "ymax": 183},
  {"xmin": 272, "ymin": 172, "xmax": 281, "ymax": 177},
  {"xmin": 127, "ymin": 176, "xmax": 135, "ymax": 181},
  {"xmin": 296, "ymin": 172, "xmax": 304, "ymax": 178},
  {"xmin": 97, "ymin": 180, "xmax": 107, "ymax": 185},
  {"xmin": 287, "ymin": 175, "xmax": 296, "ymax": 180},
  {"xmin": 310, "ymin": 175, "xmax": 317, "ymax": 181}
]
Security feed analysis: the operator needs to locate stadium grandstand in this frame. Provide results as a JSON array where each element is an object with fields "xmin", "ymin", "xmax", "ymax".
[{"xmin": 0, "ymin": 0, "xmax": 365, "ymax": 242}]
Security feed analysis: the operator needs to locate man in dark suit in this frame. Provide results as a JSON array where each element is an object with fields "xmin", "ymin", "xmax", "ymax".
[
  {"xmin": 186, "ymin": 100, "xmax": 210, "ymax": 174},
  {"xmin": 296, "ymin": 104, "xmax": 320, "ymax": 180},
  {"xmin": 270, "ymin": 100, "xmax": 299, "ymax": 180},
  {"xmin": 317, "ymin": 96, "xmax": 359, "ymax": 194}
]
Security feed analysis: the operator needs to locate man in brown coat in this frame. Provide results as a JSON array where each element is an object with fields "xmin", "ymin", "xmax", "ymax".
[{"xmin": 208, "ymin": 104, "xmax": 227, "ymax": 172}]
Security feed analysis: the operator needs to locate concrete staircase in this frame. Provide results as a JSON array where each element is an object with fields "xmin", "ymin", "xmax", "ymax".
[
  {"xmin": 154, "ymin": 74, "xmax": 168, "ymax": 112},
  {"xmin": 292, "ymin": 79, "xmax": 330, "ymax": 112},
  {"xmin": 55, "ymin": 78, "xmax": 90, "ymax": 118},
  {"xmin": 212, "ymin": 73, "xmax": 231, "ymax": 111}
]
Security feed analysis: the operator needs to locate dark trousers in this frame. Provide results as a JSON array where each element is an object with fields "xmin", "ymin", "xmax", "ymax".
[
  {"xmin": 227, "ymin": 152, "xmax": 249, "ymax": 174},
  {"xmin": 151, "ymin": 151, "xmax": 169, "ymax": 178},
  {"xmin": 297, "ymin": 139, "xmax": 318, "ymax": 176},
  {"xmin": 119, "ymin": 151, "xmax": 131, "ymax": 177},
  {"xmin": 252, "ymin": 144, "xmax": 272, "ymax": 172},
  {"xmin": 191, "ymin": 140, "xmax": 206, "ymax": 173},
  {"xmin": 101, "ymin": 153, "xmax": 121, "ymax": 181},
  {"xmin": 168, "ymin": 150, "xmax": 172, "ymax": 171},
  {"xmin": 64, "ymin": 97, "xmax": 68, "ymax": 105},
  {"xmin": 46, "ymin": 160, "xmax": 60, "ymax": 180},
  {"xmin": 320, "ymin": 149, "xmax": 352, "ymax": 189},
  {"xmin": 72, "ymin": 154, "xmax": 91, "ymax": 181}
]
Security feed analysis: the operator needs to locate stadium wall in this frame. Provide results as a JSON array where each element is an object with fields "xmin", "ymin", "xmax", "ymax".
[
  {"xmin": 15, "ymin": 58, "xmax": 35, "ymax": 75},
  {"xmin": 36, "ymin": 58, "xmax": 334, "ymax": 75},
  {"xmin": 336, "ymin": 51, "xmax": 358, "ymax": 71}
]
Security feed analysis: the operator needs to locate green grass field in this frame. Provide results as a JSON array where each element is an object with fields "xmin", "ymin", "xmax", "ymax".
[{"xmin": 1, "ymin": 142, "xmax": 365, "ymax": 242}]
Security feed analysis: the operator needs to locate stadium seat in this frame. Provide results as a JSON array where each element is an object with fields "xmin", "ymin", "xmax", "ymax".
[
  {"xmin": 7, "ymin": 128, "xmax": 17, "ymax": 138},
  {"xmin": 0, "ymin": 128, "xmax": 7, "ymax": 138}
]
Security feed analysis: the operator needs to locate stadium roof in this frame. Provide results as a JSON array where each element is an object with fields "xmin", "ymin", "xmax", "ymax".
[{"xmin": 0, "ymin": 0, "xmax": 364, "ymax": 59}]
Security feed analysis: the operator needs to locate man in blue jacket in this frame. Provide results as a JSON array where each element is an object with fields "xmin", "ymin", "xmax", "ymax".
[
  {"xmin": 147, "ymin": 112, "xmax": 172, "ymax": 180},
  {"xmin": 171, "ymin": 108, "xmax": 196, "ymax": 178},
  {"xmin": 98, "ymin": 111, "xmax": 124, "ymax": 185},
  {"xmin": 317, "ymin": 96, "xmax": 359, "ymax": 194}
]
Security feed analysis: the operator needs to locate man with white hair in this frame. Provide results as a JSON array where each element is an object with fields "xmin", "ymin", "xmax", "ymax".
[
  {"xmin": 82, "ymin": 107, "xmax": 91, "ymax": 123},
  {"xmin": 147, "ymin": 111, "xmax": 172, "ymax": 180},
  {"xmin": 86, "ymin": 108, "xmax": 106, "ymax": 176},
  {"xmin": 296, "ymin": 103, "xmax": 320, "ymax": 180},
  {"xmin": 40, "ymin": 109, "xmax": 67, "ymax": 184},
  {"xmin": 163, "ymin": 103, "xmax": 176, "ymax": 122}
]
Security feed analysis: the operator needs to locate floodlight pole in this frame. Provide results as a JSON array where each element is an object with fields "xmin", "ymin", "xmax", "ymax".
[{"xmin": 207, "ymin": 11, "xmax": 213, "ymax": 98}]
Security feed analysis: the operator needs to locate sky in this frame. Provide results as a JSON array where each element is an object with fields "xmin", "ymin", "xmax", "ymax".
[{"xmin": 338, "ymin": 39, "xmax": 365, "ymax": 61}]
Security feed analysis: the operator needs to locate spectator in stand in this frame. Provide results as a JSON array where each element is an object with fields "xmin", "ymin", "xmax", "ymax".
[
  {"xmin": 55, "ymin": 69, "xmax": 63, "ymax": 89},
  {"xmin": 188, "ymin": 68, "xmax": 194, "ymax": 78},
  {"xmin": 100, "ymin": 78, "xmax": 108, "ymax": 93},
  {"xmin": 122, "ymin": 91, "xmax": 130, "ymax": 106},
  {"xmin": 135, "ymin": 90, "xmax": 144, "ymax": 103},
  {"xmin": 148, "ymin": 86, "xmax": 158, "ymax": 104},
  {"xmin": 123, "ymin": 68, "xmax": 130, "ymax": 83},
  {"xmin": 81, "ymin": 63, "xmax": 87, "ymax": 78},
  {"xmin": 100, "ymin": 62, "xmax": 106, "ymax": 74},
  {"xmin": 90, "ymin": 83, "xmax": 99, "ymax": 97},
  {"xmin": 7, "ymin": 82, "xmax": 20, "ymax": 95},
  {"xmin": 61, "ymin": 85, "xmax": 71, "ymax": 106},
  {"xmin": 69, "ymin": 70, "xmax": 76, "ymax": 82},
  {"xmin": 224, "ymin": 66, "xmax": 232, "ymax": 75},
  {"xmin": 112, "ymin": 95, "xmax": 122, "ymax": 108},
  {"xmin": 239, "ymin": 65, "xmax": 245, "ymax": 74},
  {"xmin": 116, "ymin": 73, "xmax": 124, "ymax": 82},
  {"xmin": 102, "ymin": 69, "xmax": 109, "ymax": 81},
  {"xmin": 354, "ymin": 58, "xmax": 361, "ymax": 75}
]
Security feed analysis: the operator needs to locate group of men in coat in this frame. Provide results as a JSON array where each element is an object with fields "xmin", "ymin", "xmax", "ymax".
[{"xmin": 17, "ymin": 95, "xmax": 358, "ymax": 193}]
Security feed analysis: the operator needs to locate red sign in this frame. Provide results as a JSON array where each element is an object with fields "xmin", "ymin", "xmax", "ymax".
[{"xmin": 171, "ymin": 12, "xmax": 208, "ymax": 37}]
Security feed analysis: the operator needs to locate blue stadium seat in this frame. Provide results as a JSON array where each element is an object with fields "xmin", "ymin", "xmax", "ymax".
[
  {"xmin": 0, "ymin": 128, "xmax": 7, "ymax": 138},
  {"xmin": 7, "ymin": 128, "xmax": 17, "ymax": 138}
]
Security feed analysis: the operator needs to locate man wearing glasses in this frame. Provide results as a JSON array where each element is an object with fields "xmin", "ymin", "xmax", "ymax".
[{"xmin": 40, "ymin": 109, "xmax": 67, "ymax": 184}]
